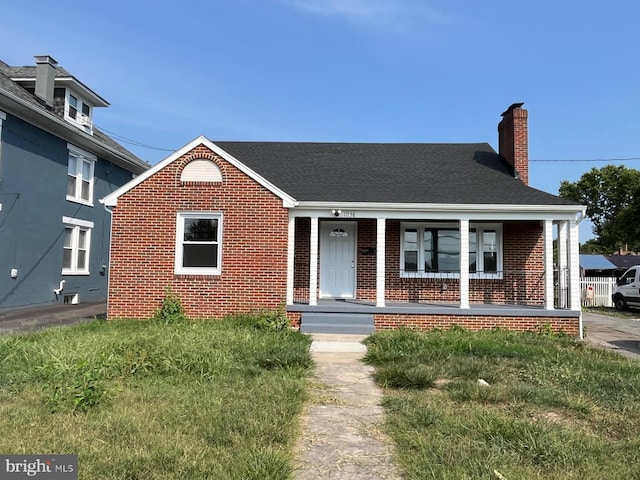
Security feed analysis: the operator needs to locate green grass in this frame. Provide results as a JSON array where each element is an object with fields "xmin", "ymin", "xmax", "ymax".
[
  {"xmin": 0, "ymin": 315, "xmax": 312, "ymax": 479},
  {"xmin": 364, "ymin": 328, "xmax": 640, "ymax": 479}
]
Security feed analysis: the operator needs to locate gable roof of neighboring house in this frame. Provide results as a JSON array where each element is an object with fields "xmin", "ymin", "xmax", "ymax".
[
  {"xmin": 579, "ymin": 254, "xmax": 617, "ymax": 271},
  {"xmin": 102, "ymin": 136, "xmax": 582, "ymax": 212},
  {"xmin": 0, "ymin": 58, "xmax": 148, "ymax": 174},
  {"xmin": 605, "ymin": 254, "xmax": 640, "ymax": 270}
]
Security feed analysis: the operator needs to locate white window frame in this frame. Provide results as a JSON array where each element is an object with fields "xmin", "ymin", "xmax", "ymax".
[
  {"xmin": 175, "ymin": 212, "xmax": 223, "ymax": 275},
  {"xmin": 400, "ymin": 222, "xmax": 503, "ymax": 279},
  {"xmin": 67, "ymin": 144, "xmax": 96, "ymax": 206},
  {"xmin": 62, "ymin": 216, "xmax": 93, "ymax": 275},
  {"xmin": 64, "ymin": 90, "xmax": 93, "ymax": 131}
]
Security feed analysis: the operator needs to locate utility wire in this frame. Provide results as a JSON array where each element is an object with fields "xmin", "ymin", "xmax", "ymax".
[{"xmin": 93, "ymin": 126, "xmax": 640, "ymax": 163}]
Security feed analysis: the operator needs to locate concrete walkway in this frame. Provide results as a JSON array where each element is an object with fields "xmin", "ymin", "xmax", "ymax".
[{"xmin": 294, "ymin": 334, "xmax": 401, "ymax": 480}]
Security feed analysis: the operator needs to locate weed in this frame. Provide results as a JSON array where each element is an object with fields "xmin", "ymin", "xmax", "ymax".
[{"xmin": 153, "ymin": 288, "xmax": 187, "ymax": 323}]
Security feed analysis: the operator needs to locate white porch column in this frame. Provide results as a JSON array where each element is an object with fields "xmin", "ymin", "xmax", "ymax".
[
  {"xmin": 286, "ymin": 213, "xmax": 295, "ymax": 305},
  {"xmin": 376, "ymin": 217, "xmax": 386, "ymax": 307},
  {"xmin": 567, "ymin": 219, "xmax": 581, "ymax": 311},
  {"xmin": 543, "ymin": 219, "xmax": 555, "ymax": 310},
  {"xmin": 557, "ymin": 221, "xmax": 568, "ymax": 309},
  {"xmin": 459, "ymin": 219, "xmax": 470, "ymax": 309},
  {"xmin": 309, "ymin": 216, "xmax": 319, "ymax": 306}
]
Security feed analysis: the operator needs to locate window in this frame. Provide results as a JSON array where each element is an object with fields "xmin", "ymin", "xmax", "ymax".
[
  {"xmin": 65, "ymin": 91, "xmax": 93, "ymax": 131},
  {"xmin": 62, "ymin": 217, "xmax": 93, "ymax": 275},
  {"xmin": 401, "ymin": 223, "xmax": 502, "ymax": 278},
  {"xmin": 175, "ymin": 212, "xmax": 222, "ymax": 275},
  {"xmin": 67, "ymin": 144, "xmax": 96, "ymax": 205}
]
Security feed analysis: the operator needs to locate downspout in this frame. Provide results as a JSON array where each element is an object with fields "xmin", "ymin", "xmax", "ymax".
[{"xmin": 102, "ymin": 202, "xmax": 114, "ymax": 320}]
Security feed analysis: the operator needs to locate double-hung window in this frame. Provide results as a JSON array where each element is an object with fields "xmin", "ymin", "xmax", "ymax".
[
  {"xmin": 67, "ymin": 144, "xmax": 96, "ymax": 205},
  {"xmin": 65, "ymin": 91, "xmax": 93, "ymax": 129},
  {"xmin": 175, "ymin": 212, "xmax": 222, "ymax": 275},
  {"xmin": 401, "ymin": 223, "xmax": 502, "ymax": 278},
  {"xmin": 62, "ymin": 217, "xmax": 93, "ymax": 275}
]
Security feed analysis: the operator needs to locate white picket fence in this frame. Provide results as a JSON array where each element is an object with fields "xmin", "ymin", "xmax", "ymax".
[{"xmin": 580, "ymin": 277, "xmax": 616, "ymax": 307}]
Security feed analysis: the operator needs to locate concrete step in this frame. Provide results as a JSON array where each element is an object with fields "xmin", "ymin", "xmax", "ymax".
[{"xmin": 300, "ymin": 313, "xmax": 375, "ymax": 335}]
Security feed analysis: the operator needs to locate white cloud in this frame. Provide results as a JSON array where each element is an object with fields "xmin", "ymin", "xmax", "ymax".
[{"xmin": 279, "ymin": 0, "xmax": 450, "ymax": 28}]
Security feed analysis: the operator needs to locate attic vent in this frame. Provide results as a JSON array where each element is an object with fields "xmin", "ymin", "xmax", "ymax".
[{"xmin": 181, "ymin": 159, "xmax": 222, "ymax": 183}]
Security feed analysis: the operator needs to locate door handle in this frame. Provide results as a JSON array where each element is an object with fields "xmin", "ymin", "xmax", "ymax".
[{"xmin": 351, "ymin": 261, "xmax": 355, "ymax": 268}]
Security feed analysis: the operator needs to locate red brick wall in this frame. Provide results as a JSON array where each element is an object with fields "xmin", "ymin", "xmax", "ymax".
[
  {"xmin": 108, "ymin": 145, "xmax": 289, "ymax": 319},
  {"xmin": 374, "ymin": 314, "xmax": 579, "ymax": 336}
]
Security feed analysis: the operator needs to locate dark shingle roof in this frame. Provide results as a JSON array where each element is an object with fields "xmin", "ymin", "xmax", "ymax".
[
  {"xmin": 215, "ymin": 141, "xmax": 577, "ymax": 205},
  {"xmin": 0, "ymin": 59, "xmax": 146, "ymax": 171},
  {"xmin": 605, "ymin": 255, "xmax": 640, "ymax": 270}
]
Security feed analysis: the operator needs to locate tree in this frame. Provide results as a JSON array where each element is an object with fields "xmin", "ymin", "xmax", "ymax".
[{"xmin": 559, "ymin": 165, "xmax": 640, "ymax": 253}]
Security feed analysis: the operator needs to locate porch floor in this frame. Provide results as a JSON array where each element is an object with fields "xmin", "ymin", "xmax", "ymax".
[{"xmin": 288, "ymin": 299, "xmax": 580, "ymax": 318}]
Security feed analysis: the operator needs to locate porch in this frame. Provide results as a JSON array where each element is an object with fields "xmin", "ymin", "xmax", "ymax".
[{"xmin": 284, "ymin": 211, "xmax": 583, "ymax": 336}]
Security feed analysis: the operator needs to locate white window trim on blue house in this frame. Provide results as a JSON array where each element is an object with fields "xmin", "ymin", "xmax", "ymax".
[
  {"xmin": 62, "ymin": 216, "xmax": 93, "ymax": 275},
  {"xmin": 67, "ymin": 143, "xmax": 96, "ymax": 206}
]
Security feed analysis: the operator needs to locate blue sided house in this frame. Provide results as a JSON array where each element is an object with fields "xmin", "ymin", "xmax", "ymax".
[{"xmin": 0, "ymin": 55, "xmax": 148, "ymax": 313}]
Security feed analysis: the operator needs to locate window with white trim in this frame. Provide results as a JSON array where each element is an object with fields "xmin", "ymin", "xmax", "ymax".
[
  {"xmin": 175, "ymin": 212, "xmax": 222, "ymax": 275},
  {"xmin": 67, "ymin": 144, "xmax": 96, "ymax": 205},
  {"xmin": 62, "ymin": 217, "xmax": 93, "ymax": 275},
  {"xmin": 65, "ymin": 91, "xmax": 93, "ymax": 131},
  {"xmin": 401, "ymin": 223, "xmax": 502, "ymax": 278}
]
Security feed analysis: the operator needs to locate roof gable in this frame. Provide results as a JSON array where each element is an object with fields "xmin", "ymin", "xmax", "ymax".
[{"xmin": 100, "ymin": 136, "xmax": 296, "ymax": 207}]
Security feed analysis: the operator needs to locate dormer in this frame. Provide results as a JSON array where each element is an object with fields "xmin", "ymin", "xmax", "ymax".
[{"xmin": 10, "ymin": 55, "xmax": 109, "ymax": 135}]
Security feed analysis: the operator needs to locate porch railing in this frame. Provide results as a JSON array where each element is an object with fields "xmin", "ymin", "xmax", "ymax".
[{"xmin": 294, "ymin": 269, "xmax": 557, "ymax": 307}]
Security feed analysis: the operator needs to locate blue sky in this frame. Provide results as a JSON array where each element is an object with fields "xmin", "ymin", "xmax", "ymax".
[{"xmin": 2, "ymin": 0, "xmax": 639, "ymax": 241}]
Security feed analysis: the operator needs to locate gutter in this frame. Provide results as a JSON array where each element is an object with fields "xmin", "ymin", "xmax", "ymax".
[{"xmin": 0, "ymin": 88, "xmax": 148, "ymax": 173}]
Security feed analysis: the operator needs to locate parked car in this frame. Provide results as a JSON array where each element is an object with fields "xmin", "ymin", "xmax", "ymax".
[{"xmin": 613, "ymin": 266, "xmax": 640, "ymax": 311}]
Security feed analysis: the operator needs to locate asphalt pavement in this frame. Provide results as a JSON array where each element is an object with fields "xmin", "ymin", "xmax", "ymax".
[
  {"xmin": 582, "ymin": 310, "xmax": 640, "ymax": 360},
  {"xmin": 0, "ymin": 301, "xmax": 106, "ymax": 335}
]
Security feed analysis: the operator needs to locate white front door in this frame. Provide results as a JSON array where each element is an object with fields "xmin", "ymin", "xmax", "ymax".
[{"xmin": 320, "ymin": 222, "xmax": 356, "ymax": 298}]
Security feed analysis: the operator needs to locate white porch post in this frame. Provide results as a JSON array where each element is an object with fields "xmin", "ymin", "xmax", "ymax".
[
  {"xmin": 309, "ymin": 216, "xmax": 319, "ymax": 306},
  {"xmin": 459, "ymin": 219, "xmax": 470, "ymax": 309},
  {"xmin": 567, "ymin": 219, "xmax": 581, "ymax": 310},
  {"xmin": 286, "ymin": 213, "xmax": 295, "ymax": 306},
  {"xmin": 543, "ymin": 220, "xmax": 555, "ymax": 310},
  {"xmin": 376, "ymin": 217, "xmax": 386, "ymax": 307},
  {"xmin": 557, "ymin": 221, "xmax": 568, "ymax": 309}
]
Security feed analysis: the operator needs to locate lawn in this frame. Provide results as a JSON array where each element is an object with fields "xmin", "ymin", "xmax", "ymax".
[
  {"xmin": 364, "ymin": 327, "xmax": 640, "ymax": 480},
  {"xmin": 0, "ymin": 315, "xmax": 312, "ymax": 480}
]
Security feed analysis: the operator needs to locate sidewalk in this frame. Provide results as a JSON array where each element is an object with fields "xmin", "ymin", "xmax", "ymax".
[
  {"xmin": 0, "ymin": 301, "xmax": 106, "ymax": 335},
  {"xmin": 294, "ymin": 335, "xmax": 401, "ymax": 480}
]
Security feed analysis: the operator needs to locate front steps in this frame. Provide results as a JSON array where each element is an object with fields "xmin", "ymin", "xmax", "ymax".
[{"xmin": 300, "ymin": 312, "xmax": 375, "ymax": 335}]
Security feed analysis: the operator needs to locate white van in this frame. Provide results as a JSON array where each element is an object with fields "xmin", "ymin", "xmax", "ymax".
[{"xmin": 612, "ymin": 265, "xmax": 640, "ymax": 311}]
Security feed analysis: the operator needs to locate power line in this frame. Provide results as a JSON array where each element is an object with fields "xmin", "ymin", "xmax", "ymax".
[
  {"xmin": 530, "ymin": 157, "xmax": 640, "ymax": 163},
  {"xmin": 95, "ymin": 126, "xmax": 175, "ymax": 152},
  {"xmin": 94, "ymin": 126, "xmax": 640, "ymax": 163}
]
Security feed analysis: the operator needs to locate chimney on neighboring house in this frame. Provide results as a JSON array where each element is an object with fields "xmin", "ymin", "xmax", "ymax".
[
  {"xmin": 34, "ymin": 55, "xmax": 58, "ymax": 108},
  {"xmin": 498, "ymin": 102, "xmax": 528, "ymax": 185}
]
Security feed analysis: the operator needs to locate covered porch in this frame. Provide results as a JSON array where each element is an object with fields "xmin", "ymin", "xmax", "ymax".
[{"xmin": 284, "ymin": 205, "xmax": 584, "ymax": 336}]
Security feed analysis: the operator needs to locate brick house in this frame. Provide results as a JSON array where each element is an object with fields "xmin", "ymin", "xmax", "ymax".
[{"xmin": 101, "ymin": 103, "xmax": 586, "ymax": 336}]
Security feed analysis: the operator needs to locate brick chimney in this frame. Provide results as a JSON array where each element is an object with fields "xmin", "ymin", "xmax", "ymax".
[
  {"xmin": 498, "ymin": 103, "xmax": 528, "ymax": 185},
  {"xmin": 34, "ymin": 55, "xmax": 58, "ymax": 108}
]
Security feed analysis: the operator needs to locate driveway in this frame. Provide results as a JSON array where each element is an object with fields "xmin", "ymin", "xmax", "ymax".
[
  {"xmin": 583, "ymin": 310, "xmax": 640, "ymax": 360},
  {"xmin": 0, "ymin": 301, "xmax": 106, "ymax": 335}
]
